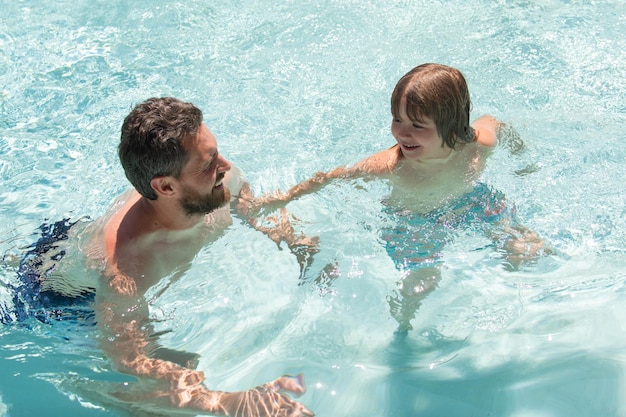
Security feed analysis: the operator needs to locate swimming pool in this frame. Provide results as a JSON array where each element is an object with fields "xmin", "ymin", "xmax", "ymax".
[{"xmin": 1, "ymin": 0, "xmax": 626, "ymax": 415}]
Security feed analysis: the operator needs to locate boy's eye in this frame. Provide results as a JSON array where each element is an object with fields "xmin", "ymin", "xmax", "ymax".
[{"xmin": 412, "ymin": 123, "xmax": 423, "ymax": 129}]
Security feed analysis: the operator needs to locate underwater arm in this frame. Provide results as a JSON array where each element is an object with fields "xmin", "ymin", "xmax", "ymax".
[
  {"xmin": 233, "ymin": 153, "xmax": 392, "ymax": 269},
  {"xmin": 238, "ymin": 184, "xmax": 321, "ymax": 275},
  {"xmin": 96, "ymin": 275, "xmax": 313, "ymax": 416},
  {"xmin": 233, "ymin": 167, "xmax": 347, "ymax": 267},
  {"xmin": 489, "ymin": 223, "xmax": 552, "ymax": 271}
]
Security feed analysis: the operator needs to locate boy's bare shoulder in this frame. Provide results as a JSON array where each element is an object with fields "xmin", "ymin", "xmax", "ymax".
[
  {"xmin": 472, "ymin": 115, "xmax": 499, "ymax": 147},
  {"xmin": 351, "ymin": 146, "xmax": 400, "ymax": 175}
]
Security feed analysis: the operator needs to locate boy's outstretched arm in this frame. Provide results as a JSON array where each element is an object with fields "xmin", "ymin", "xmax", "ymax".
[
  {"xmin": 236, "ymin": 166, "xmax": 352, "ymax": 216},
  {"xmin": 237, "ymin": 143, "xmax": 401, "ymax": 216}
]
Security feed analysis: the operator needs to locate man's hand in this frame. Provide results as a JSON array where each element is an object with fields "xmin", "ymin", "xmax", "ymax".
[
  {"xmin": 220, "ymin": 375, "xmax": 313, "ymax": 417},
  {"xmin": 236, "ymin": 183, "xmax": 290, "ymax": 217},
  {"xmin": 250, "ymin": 208, "xmax": 320, "ymax": 277},
  {"xmin": 250, "ymin": 208, "xmax": 319, "ymax": 251},
  {"xmin": 109, "ymin": 273, "xmax": 138, "ymax": 295},
  {"xmin": 185, "ymin": 375, "xmax": 313, "ymax": 417}
]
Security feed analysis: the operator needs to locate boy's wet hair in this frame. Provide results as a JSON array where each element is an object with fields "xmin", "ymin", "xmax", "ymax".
[
  {"xmin": 391, "ymin": 63, "xmax": 475, "ymax": 149},
  {"xmin": 119, "ymin": 97, "xmax": 203, "ymax": 200}
]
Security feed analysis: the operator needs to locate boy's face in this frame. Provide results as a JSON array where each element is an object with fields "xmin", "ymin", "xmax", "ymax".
[{"xmin": 391, "ymin": 98, "xmax": 450, "ymax": 162}]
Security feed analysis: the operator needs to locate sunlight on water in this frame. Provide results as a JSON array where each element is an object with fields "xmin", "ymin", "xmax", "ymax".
[{"xmin": 1, "ymin": 0, "xmax": 626, "ymax": 416}]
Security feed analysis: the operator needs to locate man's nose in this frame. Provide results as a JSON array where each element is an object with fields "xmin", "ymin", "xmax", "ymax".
[{"xmin": 217, "ymin": 155, "xmax": 231, "ymax": 172}]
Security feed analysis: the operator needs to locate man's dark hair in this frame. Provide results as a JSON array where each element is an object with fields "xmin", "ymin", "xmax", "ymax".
[{"xmin": 119, "ymin": 97, "xmax": 203, "ymax": 200}]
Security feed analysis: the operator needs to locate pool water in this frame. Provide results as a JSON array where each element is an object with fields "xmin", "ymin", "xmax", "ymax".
[{"xmin": 2, "ymin": 0, "xmax": 626, "ymax": 416}]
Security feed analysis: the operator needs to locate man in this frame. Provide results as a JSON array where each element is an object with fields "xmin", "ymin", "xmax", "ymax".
[{"xmin": 87, "ymin": 97, "xmax": 313, "ymax": 416}]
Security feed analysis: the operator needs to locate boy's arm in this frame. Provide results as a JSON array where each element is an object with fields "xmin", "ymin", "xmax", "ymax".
[
  {"xmin": 239, "ymin": 146, "xmax": 399, "ymax": 215},
  {"xmin": 473, "ymin": 115, "xmax": 526, "ymax": 154},
  {"xmin": 489, "ymin": 223, "xmax": 552, "ymax": 271},
  {"xmin": 236, "ymin": 166, "xmax": 352, "ymax": 216},
  {"xmin": 232, "ymin": 147, "xmax": 396, "ymax": 261},
  {"xmin": 472, "ymin": 115, "xmax": 499, "ymax": 147}
]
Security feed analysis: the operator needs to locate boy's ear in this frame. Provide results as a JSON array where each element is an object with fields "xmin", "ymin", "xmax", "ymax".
[{"xmin": 150, "ymin": 176, "xmax": 177, "ymax": 198}]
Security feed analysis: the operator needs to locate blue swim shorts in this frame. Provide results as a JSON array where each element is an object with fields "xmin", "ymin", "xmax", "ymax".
[{"xmin": 381, "ymin": 182, "xmax": 516, "ymax": 271}]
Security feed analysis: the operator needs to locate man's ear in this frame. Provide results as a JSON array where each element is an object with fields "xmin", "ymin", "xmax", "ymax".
[{"xmin": 150, "ymin": 176, "xmax": 177, "ymax": 198}]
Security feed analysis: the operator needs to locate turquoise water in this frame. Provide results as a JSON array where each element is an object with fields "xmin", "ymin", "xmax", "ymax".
[{"xmin": 2, "ymin": 0, "xmax": 626, "ymax": 416}]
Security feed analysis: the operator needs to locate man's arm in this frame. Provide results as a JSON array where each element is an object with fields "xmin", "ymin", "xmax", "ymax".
[{"xmin": 96, "ymin": 274, "xmax": 313, "ymax": 416}]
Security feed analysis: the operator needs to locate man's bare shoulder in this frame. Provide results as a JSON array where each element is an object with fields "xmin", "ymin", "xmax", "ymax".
[{"xmin": 103, "ymin": 191, "xmax": 144, "ymax": 245}]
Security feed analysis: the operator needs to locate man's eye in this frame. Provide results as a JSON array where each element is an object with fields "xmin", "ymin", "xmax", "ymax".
[{"xmin": 205, "ymin": 154, "xmax": 218, "ymax": 170}]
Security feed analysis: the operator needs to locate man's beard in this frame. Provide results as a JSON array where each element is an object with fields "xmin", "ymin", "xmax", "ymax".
[{"xmin": 179, "ymin": 184, "xmax": 231, "ymax": 217}]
